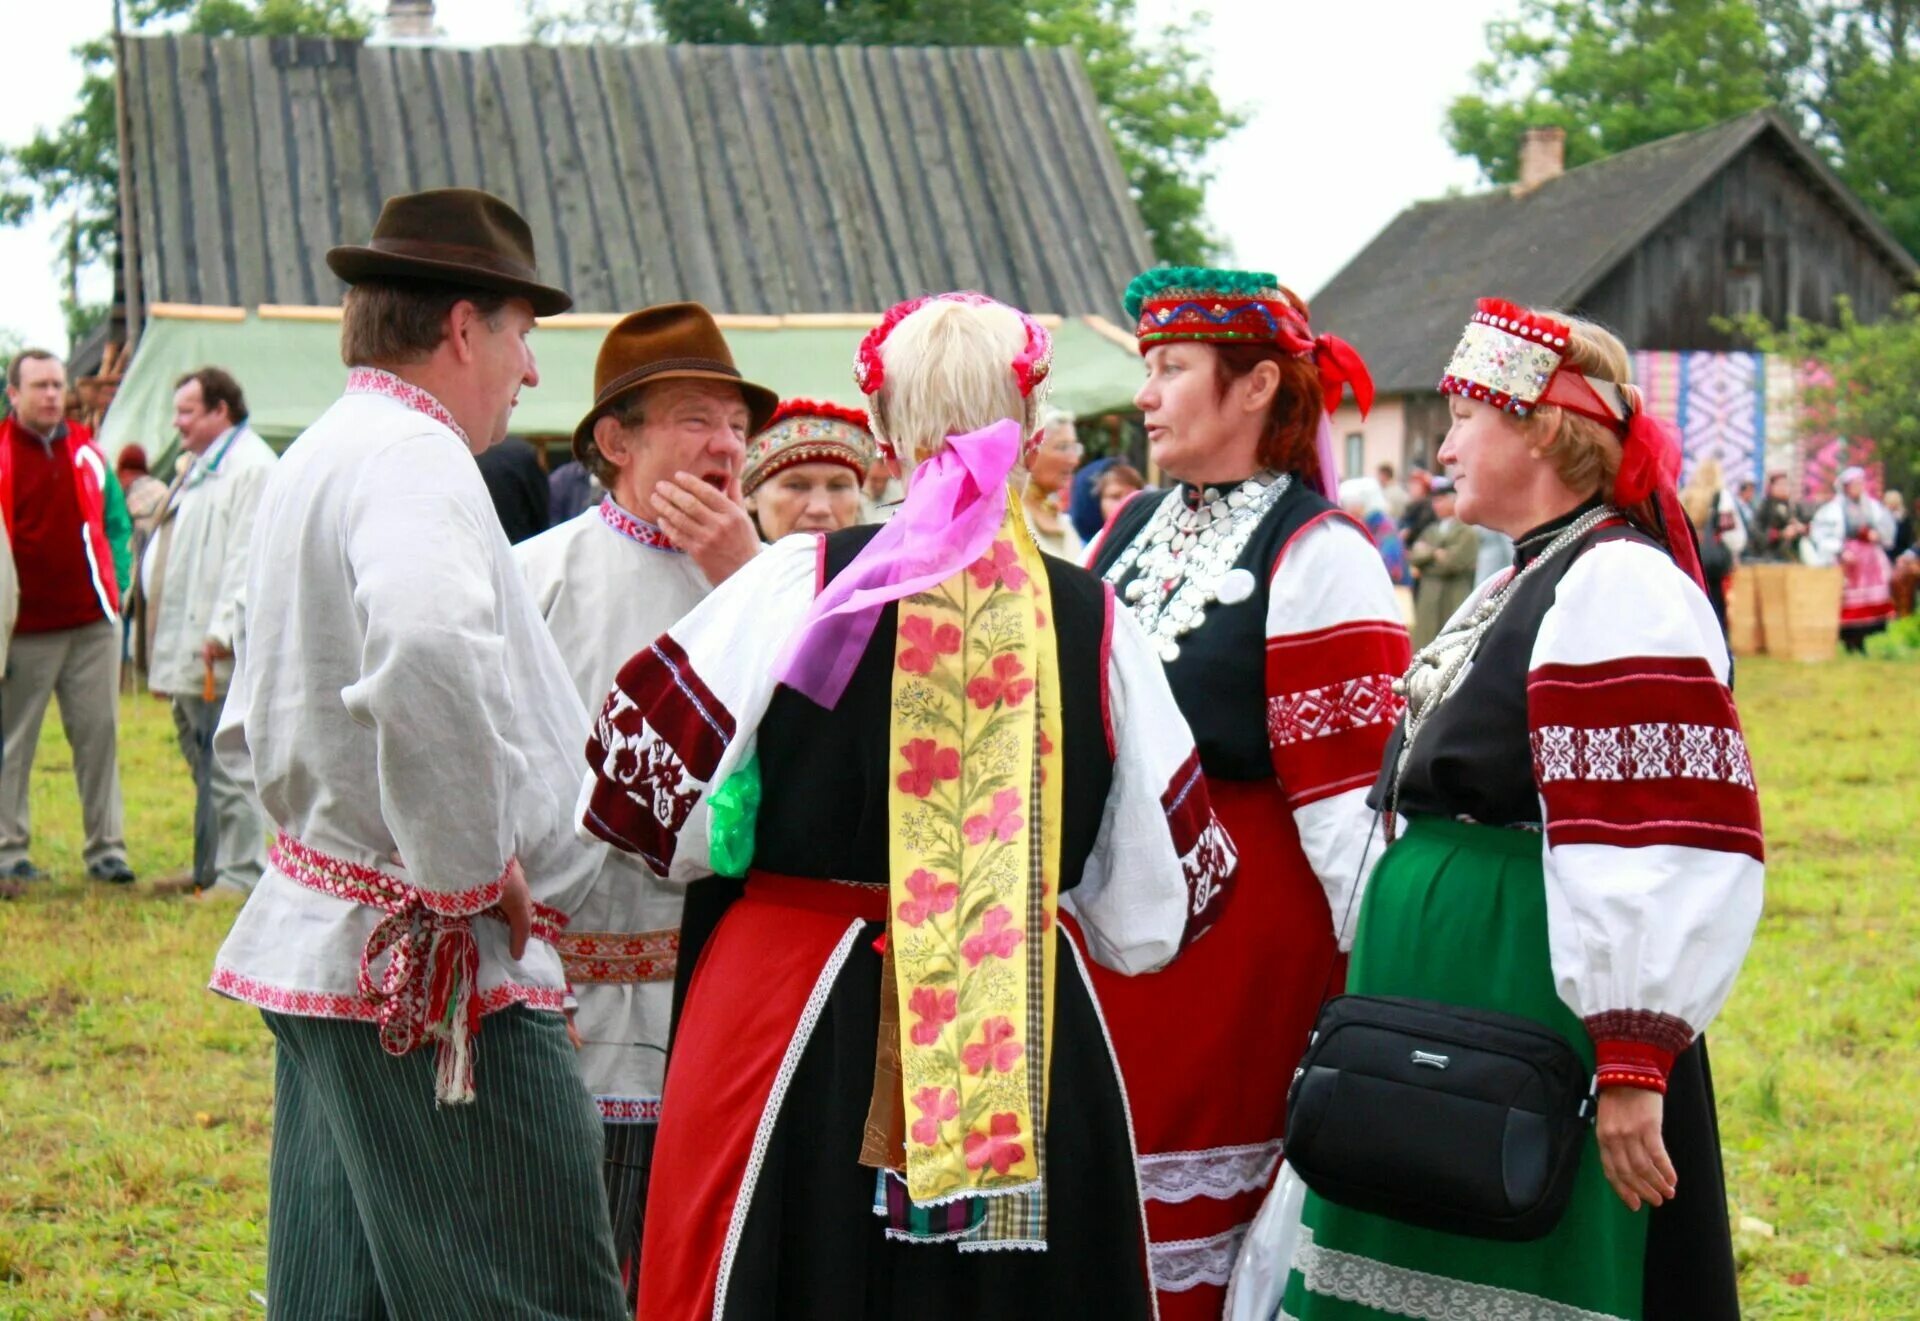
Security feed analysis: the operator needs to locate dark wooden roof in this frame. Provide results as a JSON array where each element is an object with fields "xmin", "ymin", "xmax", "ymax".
[
  {"xmin": 119, "ymin": 36, "xmax": 1153, "ymax": 315},
  {"xmin": 1310, "ymin": 109, "xmax": 1919, "ymax": 395}
]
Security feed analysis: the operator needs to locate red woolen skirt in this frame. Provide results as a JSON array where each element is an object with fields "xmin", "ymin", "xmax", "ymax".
[{"xmin": 1068, "ymin": 775, "xmax": 1342, "ymax": 1321}]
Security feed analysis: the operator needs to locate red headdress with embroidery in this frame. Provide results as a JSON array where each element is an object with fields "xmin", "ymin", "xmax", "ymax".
[
  {"xmin": 1439, "ymin": 297, "xmax": 1701, "ymax": 589},
  {"xmin": 1124, "ymin": 266, "xmax": 1375, "ymax": 419},
  {"xmin": 741, "ymin": 398, "xmax": 876, "ymax": 496}
]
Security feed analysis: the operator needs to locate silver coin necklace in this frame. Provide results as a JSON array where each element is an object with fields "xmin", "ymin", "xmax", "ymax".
[{"xmin": 1103, "ymin": 471, "xmax": 1292, "ymax": 662}]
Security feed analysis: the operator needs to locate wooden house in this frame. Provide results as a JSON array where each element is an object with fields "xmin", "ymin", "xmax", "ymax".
[
  {"xmin": 97, "ymin": 34, "xmax": 1152, "ymax": 455},
  {"xmin": 1311, "ymin": 110, "xmax": 1918, "ymax": 493}
]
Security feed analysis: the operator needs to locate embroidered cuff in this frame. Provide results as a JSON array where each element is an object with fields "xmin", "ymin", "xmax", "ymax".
[
  {"xmin": 415, "ymin": 861, "xmax": 511, "ymax": 918},
  {"xmin": 1587, "ymin": 1009, "xmax": 1692, "ymax": 1094}
]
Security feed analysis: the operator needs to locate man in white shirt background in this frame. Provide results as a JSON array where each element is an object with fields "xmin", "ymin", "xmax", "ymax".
[{"xmin": 145, "ymin": 366, "xmax": 274, "ymax": 897}]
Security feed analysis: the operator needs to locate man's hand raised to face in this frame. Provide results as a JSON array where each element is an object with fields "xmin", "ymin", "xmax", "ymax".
[{"xmin": 654, "ymin": 470, "xmax": 760, "ymax": 585}]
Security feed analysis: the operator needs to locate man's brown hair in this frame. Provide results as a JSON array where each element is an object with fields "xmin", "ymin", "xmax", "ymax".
[
  {"xmin": 7, "ymin": 348, "xmax": 61, "ymax": 389},
  {"xmin": 175, "ymin": 365, "xmax": 249, "ymax": 425},
  {"xmin": 339, "ymin": 278, "xmax": 511, "ymax": 368}
]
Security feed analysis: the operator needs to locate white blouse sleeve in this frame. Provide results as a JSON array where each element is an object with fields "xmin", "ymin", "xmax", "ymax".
[
  {"xmin": 1264, "ymin": 515, "xmax": 1412, "ymax": 948},
  {"xmin": 577, "ymin": 533, "xmax": 819, "ymax": 884},
  {"xmin": 1067, "ymin": 599, "xmax": 1238, "ymax": 976},
  {"xmin": 1528, "ymin": 538, "xmax": 1765, "ymax": 1091}
]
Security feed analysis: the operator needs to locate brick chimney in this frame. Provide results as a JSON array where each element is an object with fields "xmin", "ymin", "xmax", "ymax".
[
  {"xmin": 385, "ymin": 0, "xmax": 435, "ymax": 40},
  {"xmin": 1515, "ymin": 126, "xmax": 1566, "ymax": 193}
]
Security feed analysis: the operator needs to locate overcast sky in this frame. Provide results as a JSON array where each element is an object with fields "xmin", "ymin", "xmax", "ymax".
[{"xmin": 2, "ymin": 0, "xmax": 1514, "ymax": 350}]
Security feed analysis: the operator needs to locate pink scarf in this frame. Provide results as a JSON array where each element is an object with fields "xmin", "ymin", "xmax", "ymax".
[{"xmin": 773, "ymin": 418, "xmax": 1023, "ymax": 708}]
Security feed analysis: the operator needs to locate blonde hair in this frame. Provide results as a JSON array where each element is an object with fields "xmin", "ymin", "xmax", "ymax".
[
  {"xmin": 1522, "ymin": 310, "xmax": 1630, "ymax": 500},
  {"xmin": 1680, "ymin": 455, "xmax": 1724, "ymax": 529},
  {"xmin": 870, "ymin": 298, "xmax": 1045, "ymax": 470}
]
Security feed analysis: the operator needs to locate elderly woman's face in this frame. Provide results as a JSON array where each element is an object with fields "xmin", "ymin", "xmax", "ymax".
[
  {"xmin": 1029, "ymin": 426, "xmax": 1082, "ymax": 494},
  {"xmin": 1438, "ymin": 395, "xmax": 1541, "ymax": 532},
  {"xmin": 752, "ymin": 461, "xmax": 862, "ymax": 540}
]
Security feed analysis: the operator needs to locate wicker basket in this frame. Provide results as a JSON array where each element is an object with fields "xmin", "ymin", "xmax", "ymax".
[
  {"xmin": 1781, "ymin": 565, "xmax": 1842, "ymax": 662},
  {"xmin": 1726, "ymin": 569, "xmax": 1763, "ymax": 656}
]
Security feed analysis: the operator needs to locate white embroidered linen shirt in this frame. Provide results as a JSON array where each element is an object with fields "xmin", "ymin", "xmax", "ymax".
[
  {"xmin": 514, "ymin": 498, "xmax": 716, "ymax": 1119},
  {"xmin": 210, "ymin": 372, "xmax": 599, "ymax": 1021}
]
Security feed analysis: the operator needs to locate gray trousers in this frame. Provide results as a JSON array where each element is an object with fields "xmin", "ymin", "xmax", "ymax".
[
  {"xmin": 262, "ymin": 1007, "xmax": 627, "ymax": 1321},
  {"xmin": 0, "ymin": 619, "xmax": 126, "ymax": 870},
  {"xmin": 170, "ymin": 692, "xmax": 267, "ymax": 891}
]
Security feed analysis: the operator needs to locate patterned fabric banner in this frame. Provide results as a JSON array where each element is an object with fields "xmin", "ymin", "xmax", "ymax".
[{"xmin": 1627, "ymin": 351, "xmax": 1879, "ymax": 500}]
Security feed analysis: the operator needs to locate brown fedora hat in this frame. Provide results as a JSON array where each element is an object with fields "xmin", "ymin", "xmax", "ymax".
[
  {"xmin": 572, "ymin": 303, "xmax": 779, "ymax": 465},
  {"xmin": 326, "ymin": 188, "xmax": 573, "ymax": 317}
]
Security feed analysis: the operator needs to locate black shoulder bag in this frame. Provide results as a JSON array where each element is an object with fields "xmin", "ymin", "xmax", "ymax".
[{"xmin": 1282, "ymin": 528, "xmax": 1602, "ymax": 1240}]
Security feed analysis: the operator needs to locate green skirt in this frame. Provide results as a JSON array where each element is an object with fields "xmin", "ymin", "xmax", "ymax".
[{"xmin": 1281, "ymin": 816, "xmax": 1647, "ymax": 1321}]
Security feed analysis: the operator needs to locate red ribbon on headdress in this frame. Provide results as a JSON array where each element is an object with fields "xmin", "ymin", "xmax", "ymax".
[
  {"xmin": 1613, "ymin": 384, "xmax": 1706, "ymax": 592},
  {"xmin": 1312, "ymin": 333, "xmax": 1374, "ymax": 418}
]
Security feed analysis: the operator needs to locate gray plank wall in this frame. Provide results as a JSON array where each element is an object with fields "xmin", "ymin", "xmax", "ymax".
[{"xmin": 123, "ymin": 35, "xmax": 1155, "ymax": 315}]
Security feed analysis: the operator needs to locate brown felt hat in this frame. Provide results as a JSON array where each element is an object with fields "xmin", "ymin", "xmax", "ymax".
[
  {"xmin": 326, "ymin": 188, "xmax": 573, "ymax": 317},
  {"xmin": 571, "ymin": 303, "xmax": 779, "ymax": 465}
]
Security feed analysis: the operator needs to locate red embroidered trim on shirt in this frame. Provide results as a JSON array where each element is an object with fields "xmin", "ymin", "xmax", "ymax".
[
  {"xmin": 1265, "ymin": 620, "xmax": 1410, "ymax": 809},
  {"xmin": 582, "ymin": 635, "xmax": 738, "ymax": 874},
  {"xmin": 555, "ymin": 928, "xmax": 680, "ymax": 984},
  {"xmin": 598, "ymin": 1097, "xmax": 664, "ymax": 1123},
  {"xmin": 268, "ymin": 835, "xmax": 534, "ymax": 926},
  {"xmin": 344, "ymin": 367, "xmax": 469, "ymax": 447},
  {"xmin": 1160, "ymin": 750, "xmax": 1236, "ymax": 946},
  {"xmin": 598, "ymin": 496, "xmax": 681, "ymax": 552},
  {"xmin": 210, "ymin": 966, "xmax": 568, "ymax": 1021},
  {"xmin": 1527, "ymin": 656, "xmax": 1763, "ymax": 860}
]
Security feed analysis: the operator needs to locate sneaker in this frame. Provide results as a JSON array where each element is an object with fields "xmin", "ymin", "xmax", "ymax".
[
  {"xmin": 87, "ymin": 859, "xmax": 137, "ymax": 886},
  {"xmin": 5, "ymin": 860, "xmax": 46, "ymax": 883}
]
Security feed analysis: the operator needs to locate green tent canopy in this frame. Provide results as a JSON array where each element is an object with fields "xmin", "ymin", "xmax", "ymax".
[{"xmin": 100, "ymin": 311, "xmax": 1145, "ymax": 459}]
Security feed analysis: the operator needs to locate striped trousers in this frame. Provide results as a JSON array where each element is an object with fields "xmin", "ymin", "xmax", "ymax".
[{"xmin": 262, "ymin": 1008, "xmax": 627, "ymax": 1320}]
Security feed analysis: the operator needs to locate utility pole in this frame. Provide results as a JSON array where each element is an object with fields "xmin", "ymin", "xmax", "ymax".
[{"xmin": 112, "ymin": 0, "xmax": 144, "ymax": 354}]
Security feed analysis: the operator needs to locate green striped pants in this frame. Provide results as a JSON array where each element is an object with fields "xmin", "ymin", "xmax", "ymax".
[{"xmin": 262, "ymin": 1008, "xmax": 627, "ymax": 1320}]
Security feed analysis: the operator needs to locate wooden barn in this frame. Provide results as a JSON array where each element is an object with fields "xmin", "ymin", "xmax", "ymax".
[
  {"xmin": 1311, "ymin": 110, "xmax": 1918, "ymax": 493},
  {"xmin": 97, "ymin": 33, "xmax": 1153, "ymax": 456}
]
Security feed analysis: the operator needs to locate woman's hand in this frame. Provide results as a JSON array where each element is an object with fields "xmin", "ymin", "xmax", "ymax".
[{"xmin": 1595, "ymin": 1086, "xmax": 1676, "ymax": 1211}]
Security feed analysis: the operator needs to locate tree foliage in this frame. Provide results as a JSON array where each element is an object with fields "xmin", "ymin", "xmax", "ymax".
[
  {"xmin": 0, "ymin": 1, "xmax": 369, "ymax": 344},
  {"xmin": 1446, "ymin": 0, "xmax": 1920, "ymax": 256},
  {"xmin": 532, "ymin": 0, "xmax": 1242, "ymax": 266},
  {"xmin": 1731, "ymin": 293, "xmax": 1920, "ymax": 496}
]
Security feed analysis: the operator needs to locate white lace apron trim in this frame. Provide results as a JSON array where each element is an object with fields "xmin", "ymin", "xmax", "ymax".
[
  {"xmin": 1150, "ymin": 1225, "xmax": 1247, "ymax": 1293},
  {"xmin": 1138, "ymin": 1139, "xmax": 1284, "ymax": 1205},
  {"xmin": 1291, "ymin": 1226, "xmax": 1629, "ymax": 1321}
]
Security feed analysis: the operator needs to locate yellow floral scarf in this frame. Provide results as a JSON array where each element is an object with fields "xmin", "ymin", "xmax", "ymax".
[{"xmin": 888, "ymin": 495, "xmax": 1063, "ymax": 1210}]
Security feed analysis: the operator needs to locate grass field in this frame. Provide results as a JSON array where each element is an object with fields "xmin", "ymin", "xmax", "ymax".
[{"xmin": 1, "ymin": 657, "xmax": 1916, "ymax": 1318}]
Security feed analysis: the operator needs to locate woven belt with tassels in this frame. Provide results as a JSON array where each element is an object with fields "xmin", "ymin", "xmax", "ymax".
[{"xmin": 268, "ymin": 834, "xmax": 567, "ymax": 1104}]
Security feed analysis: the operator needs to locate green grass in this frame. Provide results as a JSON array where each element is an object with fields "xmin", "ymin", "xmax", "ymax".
[{"xmin": 1, "ymin": 660, "xmax": 1916, "ymax": 1316}]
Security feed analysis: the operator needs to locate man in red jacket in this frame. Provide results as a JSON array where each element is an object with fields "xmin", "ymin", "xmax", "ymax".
[{"xmin": 0, "ymin": 349, "xmax": 133, "ymax": 885}]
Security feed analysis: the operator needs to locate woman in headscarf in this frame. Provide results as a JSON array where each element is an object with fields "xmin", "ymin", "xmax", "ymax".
[
  {"xmin": 1809, "ymin": 465, "xmax": 1897, "ymax": 652},
  {"xmin": 1274, "ymin": 299, "xmax": 1762, "ymax": 1321},
  {"xmin": 741, "ymin": 399, "xmax": 875, "ymax": 541},
  {"xmin": 1082, "ymin": 267, "xmax": 1409, "ymax": 1318},
  {"xmin": 583, "ymin": 291, "xmax": 1237, "ymax": 1320}
]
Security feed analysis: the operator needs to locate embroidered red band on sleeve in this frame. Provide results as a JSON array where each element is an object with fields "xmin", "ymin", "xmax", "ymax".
[
  {"xmin": 1161, "ymin": 749, "xmax": 1237, "ymax": 945},
  {"xmin": 1587, "ymin": 1010, "xmax": 1692, "ymax": 1094},
  {"xmin": 1265, "ymin": 620, "xmax": 1410, "ymax": 808},
  {"xmin": 1528, "ymin": 656, "xmax": 1762, "ymax": 860},
  {"xmin": 583, "ymin": 635, "xmax": 738, "ymax": 874}
]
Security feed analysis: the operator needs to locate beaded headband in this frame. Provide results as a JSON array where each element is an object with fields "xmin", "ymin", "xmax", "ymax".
[
  {"xmin": 741, "ymin": 399, "xmax": 877, "ymax": 496},
  {"xmin": 1439, "ymin": 297, "xmax": 1704, "ymax": 592},
  {"xmin": 853, "ymin": 292, "xmax": 1053, "ymax": 400},
  {"xmin": 1438, "ymin": 299, "xmax": 1628, "ymax": 432}
]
